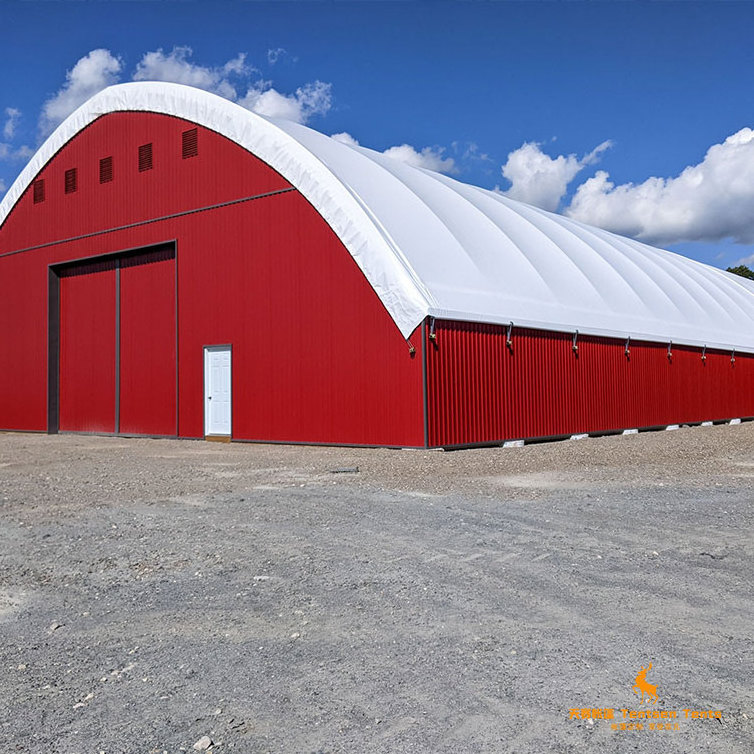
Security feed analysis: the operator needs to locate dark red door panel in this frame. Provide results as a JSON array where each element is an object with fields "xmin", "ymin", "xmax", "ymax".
[
  {"xmin": 59, "ymin": 260, "xmax": 117, "ymax": 433},
  {"xmin": 119, "ymin": 249, "xmax": 176, "ymax": 435}
]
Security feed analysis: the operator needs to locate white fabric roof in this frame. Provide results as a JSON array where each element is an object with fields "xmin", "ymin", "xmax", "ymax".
[{"xmin": 3, "ymin": 81, "xmax": 754, "ymax": 351}]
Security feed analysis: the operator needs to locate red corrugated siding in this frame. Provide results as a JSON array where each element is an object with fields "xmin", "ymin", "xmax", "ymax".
[
  {"xmin": 119, "ymin": 250, "xmax": 176, "ymax": 436},
  {"xmin": 59, "ymin": 261, "xmax": 117, "ymax": 433},
  {"xmin": 0, "ymin": 112, "xmax": 424, "ymax": 446},
  {"xmin": 427, "ymin": 320, "xmax": 754, "ymax": 447},
  {"xmin": 0, "ymin": 112, "xmax": 291, "ymax": 251},
  {"xmin": 0, "ymin": 251, "xmax": 47, "ymax": 430}
]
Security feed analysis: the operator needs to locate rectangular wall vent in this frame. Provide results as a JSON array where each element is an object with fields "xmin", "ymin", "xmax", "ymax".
[
  {"xmin": 138, "ymin": 143, "xmax": 153, "ymax": 172},
  {"xmin": 99, "ymin": 156, "xmax": 113, "ymax": 184},
  {"xmin": 33, "ymin": 179, "xmax": 45, "ymax": 204},
  {"xmin": 182, "ymin": 128, "xmax": 198, "ymax": 159},
  {"xmin": 64, "ymin": 168, "xmax": 78, "ymax": 195}
]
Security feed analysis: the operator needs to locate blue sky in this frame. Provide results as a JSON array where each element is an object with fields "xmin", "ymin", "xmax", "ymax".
[{"xmin": 2, "ymin": 0, "xmax": 754, "ymax": 268}]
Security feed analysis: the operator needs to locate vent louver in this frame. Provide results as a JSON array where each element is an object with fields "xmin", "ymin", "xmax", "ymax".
[
  {"xmin": 182, "ymin": 128, "xmax": 198, "ymax": 159},
  {"xmin": 99, "ymin": 156, "xmax": 113, "ymax": 184},
  {"xmin": 64, "ymin": 168, "xmax": 78, "ymax": 194},
  {"xmin": 33, "ymin": 179, "xmax": 45, "ymax": 204},
  {"xmin": 138, "ymin": 143, "xmax": 153, "ymax": 172}
]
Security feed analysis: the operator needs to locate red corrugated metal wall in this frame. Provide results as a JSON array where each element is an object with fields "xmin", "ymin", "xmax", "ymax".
[
  {"xmin": 426, "ymin": 320, "xmax": 754, "ymax": 447},
  {"xmin": 0, "ymin": 251, "xmax": 48, "ymax": 431},
  {"xmin": 0, "ymin": 112, "xmax": 424, "ymax": 446},
  {"xmin": 59, "ymin": 261, "xmax": 117, "ymax": 433}
]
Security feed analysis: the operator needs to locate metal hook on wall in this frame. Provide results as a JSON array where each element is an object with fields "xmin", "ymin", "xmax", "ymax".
[
  {"xmin": 572, "ymin": 330, "xmax": 579, "ymax": 354},
  {"xmin": 701, "ymin": 345, "xmax": 706, "ymax": 362},
  {"xmin": 506, "ymin": 321, "xmax": 513, "ymax": 351},
  {"xmin": 667, "ymin": 341, "xmax": 673, "ymax": 360},
  {"xmin": 625, "ymin": 336, "xmax": 631, "ymax": 358}
]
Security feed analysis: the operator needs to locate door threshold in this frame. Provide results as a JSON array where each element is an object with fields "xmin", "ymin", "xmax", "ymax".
[{"xmin": 205, "ymin": 435, "xmax": 231, "ymax": 443}]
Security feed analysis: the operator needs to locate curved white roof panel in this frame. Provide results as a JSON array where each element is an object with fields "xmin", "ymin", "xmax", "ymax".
[{"xmin": 3, "ymin": 81, "xmax": 754, "ymax": 351}]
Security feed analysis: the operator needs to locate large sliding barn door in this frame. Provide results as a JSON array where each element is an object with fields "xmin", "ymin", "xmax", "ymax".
[{"xmin": 54, "ymin": 245, "xmax": 176, "ymax": 436}]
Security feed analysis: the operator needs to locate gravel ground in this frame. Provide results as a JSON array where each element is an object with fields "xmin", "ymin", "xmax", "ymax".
[{"xmin": 0, "ymin": 425, "xmax": 752, "ymax": 753}]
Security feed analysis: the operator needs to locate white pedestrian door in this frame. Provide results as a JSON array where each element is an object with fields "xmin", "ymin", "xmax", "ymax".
[{"xmin": 204, "ymin": 346, "xmax": 232, "ymax": 436}]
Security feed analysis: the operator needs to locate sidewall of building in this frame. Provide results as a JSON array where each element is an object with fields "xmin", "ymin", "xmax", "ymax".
[{"xmin": 426, "ymin": 320, "xmax": 754, "ymax": 447}]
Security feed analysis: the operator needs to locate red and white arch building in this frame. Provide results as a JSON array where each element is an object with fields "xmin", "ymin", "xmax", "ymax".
[{"xmin": 2, "ymin": 82, "xmax": 753, "ymax": 447}]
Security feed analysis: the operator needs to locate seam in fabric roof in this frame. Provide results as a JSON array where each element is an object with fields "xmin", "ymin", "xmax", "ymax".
[
  {"xmin": 555, "ymin": 209, "xmax": 715, "ymax": 321},
  {"xmin": 472, "ymin": 186, "xmax": 613, "ymax": 310},
  {"xmin": 587, "ymin": 223, "xmax": 740, "ymax": 325},
  {"xmin": 522, "ymin": 205, "xmax": 668, "ymax": 316},
  {"xmin": 521, "ymin": 201, "xmax": 696, "ymax": 322},
  {"xmin": 358, "ymin": 149, "xmax": 559, "ymax": 309},
  {"xmin": 340, "ymin": 184, "xmax": 440, "ymax": 312},
  {"xmin": 356, "ymin": 151, "xmax": 496, "ymax": 281},
  {"xmin": 489, "ymin": 191, "xmax": 648, "ymax": 315},
  {"xmin": 448, "ymin": 182, "xmax": 586, "ymax": 307},
  {"xmin": 616, "ymin": 231, "xmax": 754, "ymax": 325},
  {"xmin": 408, "ymin": 168, "xmax": 557, "ymax": 302}
]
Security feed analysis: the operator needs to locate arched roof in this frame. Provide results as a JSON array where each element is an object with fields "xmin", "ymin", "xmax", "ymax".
[{"xmin": 3, "ymin": 81, "xmax": 754, "ymax": 351}]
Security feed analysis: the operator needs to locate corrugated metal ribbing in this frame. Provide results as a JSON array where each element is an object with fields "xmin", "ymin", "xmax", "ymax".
[
  {"xmin": 0, "ymin": 112, "xmax": 424, "ymax": 446},
  {"xmin": 427, "ymin": 320, "xmax": 754, "ymax": 447}
]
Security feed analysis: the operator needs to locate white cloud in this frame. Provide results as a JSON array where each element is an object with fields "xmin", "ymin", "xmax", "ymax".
[
  {"xmin": 382, "ymin": 143, "xmax": 457, "ymax": 174},
  {"xmin": 40, "ymin": 49, "xmax": 123, "ymax": 134},
  {"xmin": 222, "ymin": 53, "xmax": 250, "ymax": 76},
  {"xmin": 733, "ymin": 253, "xmax": 754, "ymax": 267},
  {"xmin": 239, "ymin": 80, "xmax": 332, "ymax": 124},
  {"xmin": 2, "ymin": 107, "xmax": 45, "ymax": 161},
  {"xmin": 3, "ymin": 107, "xmax": 20, "ymax": 140},
  {"xmin": 453, "ymin": 140, "xmax": 492, "ymax": 165},
  {"xmin": 0, "ymin": 177, "xmax": 6, "ymax": 194},
  {"xmin": 0, "ymin": 143, "xmax": 32, "ymax": 161},
  {"xmin": 580, "ymin": 140, "xmax": 613, "ymax": 166},
  {"xmin": 133, "ymin": 46, "xmax": 252, "ymax": 100},
  {"xmin": 330, "ymin": 132, "xmax": 457, "ymax": 174},
  {"xmin": 133, "ymin": 46, "xmax": 329, "ymax": 125},
  {"xmin": 331, "ymin": 131, "xmax": 361, "ymax": 148},
  {"xmin": 267, "ymin": 47, "xmax": 287, "ymax": 65},
  {"xmin": 566, "ymin": 128, "xmax": 754, "ymax": 245},
  {"xmin": 293, "ymin": 81, "xmax": 332, "ymax": 119},
  {"xmin": 34, "ymin": 46, "xmax": 333, "ymax": 138},
  {"xmin": 498, "ymin": 139, "xmax": 612, "ymax": 212}
]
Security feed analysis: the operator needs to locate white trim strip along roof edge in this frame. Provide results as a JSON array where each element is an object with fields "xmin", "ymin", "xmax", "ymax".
[{"xmin": 2, "ymin": 81, "xmax": 754, "ymax": 354}]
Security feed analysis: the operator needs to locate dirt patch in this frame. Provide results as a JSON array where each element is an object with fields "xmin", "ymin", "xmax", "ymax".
[{"xmin": 0, "ymin": 588, "xmax": 30, "ymax": 621}]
